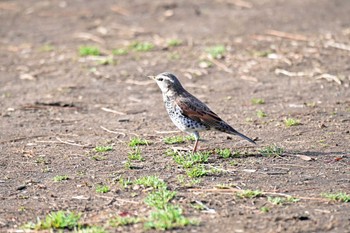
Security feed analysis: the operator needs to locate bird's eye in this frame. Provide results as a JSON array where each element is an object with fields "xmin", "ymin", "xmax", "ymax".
[{"xmin": 158, "ymin": 78, "xmax": 163, "ymax": 81}]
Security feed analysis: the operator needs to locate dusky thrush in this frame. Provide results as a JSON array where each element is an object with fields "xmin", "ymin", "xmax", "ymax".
[{"xmin": 149, "ymin": 72, "xmax": 256, "ymax": 153}]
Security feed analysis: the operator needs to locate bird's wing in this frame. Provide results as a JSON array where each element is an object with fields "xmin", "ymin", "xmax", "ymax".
[
  {"xmin": 175, "ymin": 95, "xmax": 222, "ymax": 128},
  {"xmin": 175, "ymin": 94, "xmax": 256, "ymax": 144}
]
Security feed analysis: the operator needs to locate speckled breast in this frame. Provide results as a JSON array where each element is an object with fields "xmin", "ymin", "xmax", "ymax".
[{"xmin": 163, "ymin": 96, "xmax": 208, "ymax": 133}]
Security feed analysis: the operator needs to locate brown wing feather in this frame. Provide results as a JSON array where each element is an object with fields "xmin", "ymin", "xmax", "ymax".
[{"xmin": 175, "ymin": 95, "xmax": 222, "ymax": 128}]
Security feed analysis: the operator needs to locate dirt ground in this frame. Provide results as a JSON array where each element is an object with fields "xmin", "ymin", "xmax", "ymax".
[{"xmin": 1, "ymin": 0, "xmax": 350, "ymax": 232}]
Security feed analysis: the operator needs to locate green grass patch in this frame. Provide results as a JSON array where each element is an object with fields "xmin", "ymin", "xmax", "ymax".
[
  {"xmin": 260, "ymin": 206, "xmax": 270, "ymax": 213},
  {"xmin": 260, "ymin": 144, "xmax": 284, "ymax": 157},
  {"xmin": 215, "ymin": 148, "xmax": 242, "ymax": 159},
  {"xmin": 256, "ymin": 110, "xmax": 267, "ymax": 118},
  {"xmin": 40, "ymin": 44, "xmax": 55, "ymax": 52},
  {"xmin": 94, "ymin": 145, "xmax": 113, "ymax": 152},
  {"xmin": 95, "ymin": 185, "xmax": 110, "ymax": 193},
  {"xmin": 144, "ymin": 189, "xmax": 177, "ymax": 209},
  {"xmin": 322, "ymin": 192, "xmax": 350, "ymax": 202},
  {"xmin": 112, "ymin": 48, "xmax": 128, "ymax": 55},
  {"xmin": 173, "ymin": 152, "xmax": 210, "ymax": 168},
  {"xmin": 22, "ymin": 211, "xmax": 81, "ymax": 230},
  {"xmin": 251, "ymin": 98, "xmax": 265, "ymax": 105},
  {"xmin": 206, "ymin": 45, "xmax": 226, "ymax": 59},
  {"xmin": 130, "ymin": 41, "xmax": 154, "ymax": 52},
  {"xmin": 79, "ymin": 46, "xmax": 100, "ymax": 56},
  {"xmin": 53, "ymin": 175, "xmax": 69, "ymax": 182},
  {"xmin": 167, "ymin": 39, "xmax": 182, "ymax": 47},
  {"xmin": 145, "ymin": 206, "xmax": 196, "ymax": 230},
  {"xmin": 284, "ymin": 118, "xmax": 301, "ymax": 127},
  {"xmin": 252, "ymin": 50, "xmax": 273, "ymax": 57},
  {"xmin": 267, "ymin": 196, "xmax": 300, "ymax": 205},
  {"xmin": 128, "ymin": 137, "xmax": 149, "ymax": 147},
  {"xmin": 186, "ymin": 164, "xmax": 209, "ymax": 178},
  {"xmin": 237, "ymin": 190, "xmax": 263, "ymax": 199},
  {"xmin": 163, "ymin": 135, "xmax": 194, "ymax": 144},
  {"xmin": 75, "ymin": 226, "xmax": 107, "ymax": 233},
  {"xmin": 109, "ymin": 216, "xmax": 141, "ymax": 227},
  {"xmin": 134, "ymin": 175, "xmax": 167, "ymax": 190},
  {"xmin": 128, "ymin": 148, "xmax": 144, "ymax": 161},
  {"xmin": 98, "ymin": 57, "xmax": 114, "ymax": 65},
  {"xmin": 118, "ymin": 177, "xmax": 133, "ymax": 189}
]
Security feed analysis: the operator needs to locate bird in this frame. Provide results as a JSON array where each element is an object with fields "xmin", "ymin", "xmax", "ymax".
[{"xmin": 149, "ymin": 72, "xmax": 256, "ymax": 153}]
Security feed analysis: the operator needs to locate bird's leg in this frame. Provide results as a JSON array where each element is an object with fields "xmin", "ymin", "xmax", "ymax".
[
  {"xmin": 192, "ymin": 131, "xmax": 200, "ymax": 154},
  {"xmin": 192, "ymin": 140, "xmax": 199, "ymax": 153}
]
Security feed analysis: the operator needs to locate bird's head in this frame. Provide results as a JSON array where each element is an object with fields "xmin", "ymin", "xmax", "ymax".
[{"xmin": 148, "ymin": 72, "xmax": 184, "ymax": 94}]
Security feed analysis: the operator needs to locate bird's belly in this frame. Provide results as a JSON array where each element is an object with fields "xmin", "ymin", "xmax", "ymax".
[{"xmin": 167, "ymin": 109, "xmax": 208, "ymax": 133}]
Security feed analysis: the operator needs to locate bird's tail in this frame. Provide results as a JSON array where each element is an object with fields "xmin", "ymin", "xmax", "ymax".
[
  {"xmin": 234, "ymin": 131, "xmax": 256, "ymax": 144},
  {"xmin": 215, "ymin": 121, "xmax": 256, "ymax": 144}
]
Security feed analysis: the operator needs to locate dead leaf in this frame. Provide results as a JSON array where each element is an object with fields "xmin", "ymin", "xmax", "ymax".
[{"xmin": 294, "ymin": 154, "xmax": 315, "ymax": 161}]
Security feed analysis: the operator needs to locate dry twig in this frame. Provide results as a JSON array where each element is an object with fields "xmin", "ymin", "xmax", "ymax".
[
  {"xmin": 101, "ymin": 107, "xmax": 126, "ymax": 115},
  {"xmin": 100, "ymin": 126, "xmax": 126, "ymax": 137},
  {"xmin": 55, "ymin": 137, "xmax": 88, "ymax": 147},
  {"xmin": 265, "ymin": 30, "xmax": 309, "ymax": 41}
]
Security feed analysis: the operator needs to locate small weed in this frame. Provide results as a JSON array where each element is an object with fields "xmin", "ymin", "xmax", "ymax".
[
  {"xmin": 165, "ymin": 149, "xmax": 178, "ymax": 157},
  {"xmin": 176, "ymin": 175, "xmax": 201, "ymax": 187},
  {"xmin": 91, "ymin": 155, "xmax": 107, "ymax": 161},
  {"xmin": 124, "ymin": 160, "xmax": 132, "ymax": 169},
  {"xmin": 98, "ymin": 57, "xmax": 114, "ymax": 65},
  {"xmin": 128, "ymin": 137, "xmax": 149, "ymax": 147},
  {"xmin": 305, "ymin": 102, "xmax": 316, "ymax": 107},
  {"xmin": 237, "ymin": 190, "xmax": 263, "ymax": 199},
  {"xmin": 186, "ymin": 165, "xmax": 209, "ymax": 178},
  {"xmin": 174, "ymin": 152, "xmax": 210, "ymax": 168},
  {"xmin": 134, "ymin": 175, "xmax": 167, "ymax": 190},
  {"xmin": 118, "ymin": 177, "xmax": 133, "ymax": 188},
  {"xmin": 168, "ymin": 52, "xmax": 180, "ymax": 60},
  {"xmin": 216, "ymin": 148, "xmax": 241, "ymax": 158},
  {"xmin": 40, "ymin": 44, "xmax": 54, "ymax": 52},
  {"xmin": 76, "ymin": 226, "xmax": 107, "ymax": 233},
  {"xmin": 112, "ymin": 48, "xmax": 128, "ymax": 55},
  {"xmin": 260, "ymin": 144, "xmax": 284, "ymax": 157},
  {"xmin": 53, "ymin": 175, "xmax": 69, "ymax": 182},
  {"xmin": 199, "ymin": 60, "xmax": 213, "ymax": 68},
  {"xmin": 35, "ymin": 157, "xmax": 49, "ymax": 164},
  {"xmin": 128, "ymin": 148, "xmax": 144, "ymax": 161},
  {"xmin": 229, "ymin": 160, "xmax": 238, "ymax": 166},
  {"xmin": 79, "ymin": 46, "xmax": 100, "ymax": 56},
  {"xmin": 94, "ymin": 145, "xmax": 113, "ymax": 152},
  {"xmin": 130, "ymin": 41, "xmax": 154, "ymax": 52},
  {"xmin": 267, "ymin": 196, "xmax": 300, "ymax": 205},
  {"xmin": 145, "ymin": 206, "xmax": 196, "ymax": 230},
  {"xmin": 190, "ymin": 203, "xmax": 205, "ymax": 210},
  {"xmin": 144, "ymin": 189, "xmax": 177, "ymax": 209},
  {"xmin": 109, "ymin": 216, "xmax": 141, "ymax": 227},
  {"xmin": 322, "ymin": 192, "xmax": 350, "ymax": 202},
  {"xmin": 215, "ymin": 183, "xmax": 233, "ymax": 189},
  {"xmin": 260, "ymin": 206, "xmax": 269, "ymax": 213},
  {"xmin": 22, "ymin": 211, "xmax": 81, "ymax": 230},
  {"xmin": 163, "ymin": 135, "xmax": 186, "ymax": 144},
  {"xmin": 284, "ymin": 118, "xmax": 301, "ymax": 127},
  {"xmin": 251, "ymin": 98, "xmax": 265, "ymax": 105},
  {"xmin": 95, "ymin": 185, "xmax": 110, "ymax": 194},
  {"xmin": 167, "ymin": 39, "xmax": 182, "ymax": 47},
  {"xmin": 206, "ymin": 45, "xmax": 226, "ymax": 59},
  {"xmin": 209, "ymin": 166, "xmax": 224, "ymax": 175},
  {"xmin": 245, "ymin": 117, "xmax": 254, "ymax": 123},
  {"xmin": 216, "ymin": 148, "xmax": 232, "ymax": 158},
  {"xmin": 257, "ymin": 110, "xmax": 267, "ymax": 118},
  {"xmin": 252, "ymin": 50, "xmax": 273, "ymax": 57}
]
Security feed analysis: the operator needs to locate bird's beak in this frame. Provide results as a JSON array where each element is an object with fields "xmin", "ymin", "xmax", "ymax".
[{"xmin": 148, "ymin": 75, "xmax": 155, "ymax": 80}]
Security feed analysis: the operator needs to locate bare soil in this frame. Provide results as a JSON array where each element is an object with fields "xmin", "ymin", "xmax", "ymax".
[{"xmin": 1, "ymin": 0, "xmax": 350, "ymax": 232}]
